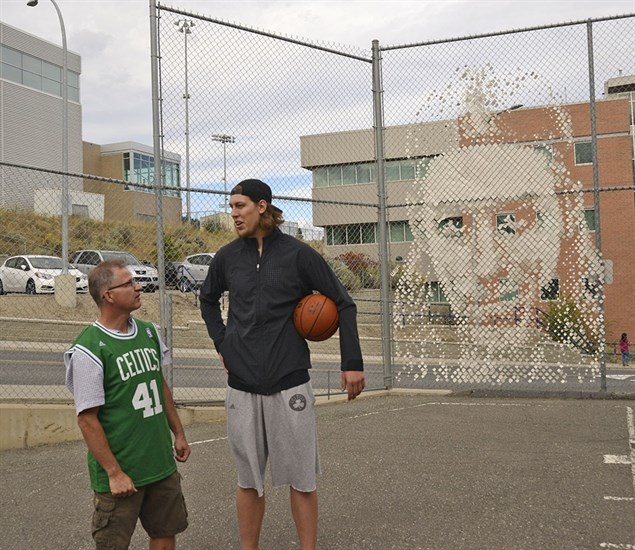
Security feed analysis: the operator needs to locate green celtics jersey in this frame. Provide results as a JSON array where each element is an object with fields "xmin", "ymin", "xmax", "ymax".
[{"xmin": 70, "ymin": 318, "xmax": 176, "ymax": 492}]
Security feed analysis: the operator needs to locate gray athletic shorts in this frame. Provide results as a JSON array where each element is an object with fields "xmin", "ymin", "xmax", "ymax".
[{"xmin": 226, "ymin": 381, "xmax": 321, "ymax": 497}]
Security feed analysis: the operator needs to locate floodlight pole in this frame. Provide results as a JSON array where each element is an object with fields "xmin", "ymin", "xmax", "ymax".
[
  {"xmin": 212, "ymin": 134, "xmax": 235, "ymax": 213},
  {"xmin": 27, "ymin": 0, "xmax": 69, "ymax": 273},
  {"xmin": 176, "ymin": 19, "xmax": 194, "ymax": 223}
]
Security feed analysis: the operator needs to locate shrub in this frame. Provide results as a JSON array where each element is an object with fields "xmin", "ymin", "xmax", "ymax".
[{"xmin": 544, "ymin": 296, "xmax": 595, "ymax": 353}]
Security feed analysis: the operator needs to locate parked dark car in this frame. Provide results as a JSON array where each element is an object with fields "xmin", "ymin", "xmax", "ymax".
[{"xmin": 165, "ymin": 261, "xmax": 183, "ymax": 289}]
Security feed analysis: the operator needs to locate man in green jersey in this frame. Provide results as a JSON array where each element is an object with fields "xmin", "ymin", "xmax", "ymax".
[{"xmin": 64, "ymin": 260, "xmax": 190, "ymax": 550}]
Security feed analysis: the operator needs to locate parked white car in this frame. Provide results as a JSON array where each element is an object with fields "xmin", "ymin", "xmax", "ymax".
[
  {"xmin": 69, "ymin": 249, "xmax": 158, "ymax": 292},
  {"xmin": 178, "ymin": 253, "xmax": 215, "ymax": 292},
  {"xmin": 0, "ymin": 255, "xmax": 88, "ymax": 295}
]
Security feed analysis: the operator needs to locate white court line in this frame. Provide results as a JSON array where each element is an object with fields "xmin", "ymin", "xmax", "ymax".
[
  {"xmin": 190, "ymin": 436, "xmax": 227, "ymax": 446},
  {"xmin": 604, "ymin": 455, "xmax": 631, "ymax": 464},
  {"xmin": 347, "ymin": 400, "xmax": 534, "ymax": 419},
  {"xmin": 603, "ymin": 496, "xmax": 635, "ymax": 502},
  {"xmin": 627, "ymin": 406, "xmax": 635, "ymax": 493},
  {"xmin": 599, "ymin": 544, "xmax": 635, "ymax": 549}
]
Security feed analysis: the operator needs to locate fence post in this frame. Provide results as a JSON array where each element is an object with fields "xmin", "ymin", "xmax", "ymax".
[
  {"xmin": 586, "ymin": 20, "xmax": 607, "ymax": 392},
  {"xmin": 150, "ymin": 0, "xmax": 169, "ymax": 344},
  {"xmin": 372, "ymin": 39, "xmax": 393, "ymax": 390}
]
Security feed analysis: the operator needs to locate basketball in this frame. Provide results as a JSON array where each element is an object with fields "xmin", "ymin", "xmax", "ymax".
[{"xmin": 293, "ymin": 293, "xmax": 339, "ymax": 341}]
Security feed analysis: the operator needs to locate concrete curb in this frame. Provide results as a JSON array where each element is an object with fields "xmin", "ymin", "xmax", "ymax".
[{"xmin": 0, "ymin": 389, "xmax": 451, "ymax": 452}]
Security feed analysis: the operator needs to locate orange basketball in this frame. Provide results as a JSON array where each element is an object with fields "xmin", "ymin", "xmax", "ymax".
[{"xmin": 293, "ymin": 293, "xmax": 339, "ymax": 341}]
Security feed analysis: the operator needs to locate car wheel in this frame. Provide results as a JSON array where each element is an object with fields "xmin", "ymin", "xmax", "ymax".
[
  {"xmin": 178, "ymin": 279, "xmax": 190, "ymax": 293},
  {"xmin": 0, "ymin": 279, "xmax": 4, "ymax": 295},
  {"xmin": 26, "ymin": 279, "xmax": 37, "ymax": 295}
]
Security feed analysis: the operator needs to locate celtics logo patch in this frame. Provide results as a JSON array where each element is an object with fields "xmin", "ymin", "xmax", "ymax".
[{"xmin": 289, "ymin": 394, "xmax": 307, "ymax": 412}]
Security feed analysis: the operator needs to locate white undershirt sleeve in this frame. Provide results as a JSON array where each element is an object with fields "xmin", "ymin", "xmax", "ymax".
[{"xmin": 64, "ymin": 347, "xmax": 105, "ymax": 415}]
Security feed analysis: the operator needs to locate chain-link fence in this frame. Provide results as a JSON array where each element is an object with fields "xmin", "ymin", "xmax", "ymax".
[{"xmin": 0, "ymin": 7, "xmax": 633, "ymax": 403}]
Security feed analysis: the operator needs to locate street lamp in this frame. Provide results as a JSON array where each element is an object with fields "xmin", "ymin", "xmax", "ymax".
[
  {"xmin": 211, "ymin": 134, "xmax": 235, "ymax": 213},
  {"xmin": 27, "ymin": 0, "xmax": 69, "ymax": 273},
  {"xmin": 175, "ymin": 19, "xmax": 194, "ymax": 223}
]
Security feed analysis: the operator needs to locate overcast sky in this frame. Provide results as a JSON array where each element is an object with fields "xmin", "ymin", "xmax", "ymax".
[{"xmin": 2, "ymin": 0, "xmax": 633, "ymax": 146}]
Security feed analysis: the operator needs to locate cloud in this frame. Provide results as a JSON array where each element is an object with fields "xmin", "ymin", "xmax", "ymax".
[{"xmin": 2, "ymin": 0, "xmax": 632, "ymax": 145}]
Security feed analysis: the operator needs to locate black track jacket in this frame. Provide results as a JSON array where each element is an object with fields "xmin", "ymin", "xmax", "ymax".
[{"xmin": 200, "ymin": 228, "xmax": 364, "ymax": 395}]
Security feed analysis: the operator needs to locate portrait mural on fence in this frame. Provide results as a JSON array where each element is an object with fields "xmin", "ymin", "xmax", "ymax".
[{"xmin": 395, "ymin": 66, "xmax": 603, "ymax": 385}]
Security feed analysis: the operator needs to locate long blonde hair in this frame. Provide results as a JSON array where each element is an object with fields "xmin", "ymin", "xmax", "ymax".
[{"xmin": 259, "ymin": 204, "xmax": 284, "ymax": 233}]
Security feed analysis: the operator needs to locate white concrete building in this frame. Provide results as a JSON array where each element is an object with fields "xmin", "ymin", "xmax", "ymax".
[{"xmin": 0, "ymin": 22, "xmax": 99, "ymax": 216}]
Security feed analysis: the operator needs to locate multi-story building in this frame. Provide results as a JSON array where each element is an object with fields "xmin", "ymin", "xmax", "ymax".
[
  {"xmin": 83, "ymin": 141, "xmax": 182, "ymax": 225},
  {"xmin": 0, "ymin": 22, "xmax": 97, "ymax": 215},
  {"xmin": 300, "ymin": 77, "xmax": 635, "ymax": 341},
  {"xmin": 1, "ymin": 23, "xmax": 182, "ymax": 226}
]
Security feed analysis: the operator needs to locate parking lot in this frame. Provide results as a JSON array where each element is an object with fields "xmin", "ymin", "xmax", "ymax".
[{"xmin": 1, "ymin": 392, "xmax": 634, "ymax": 549}]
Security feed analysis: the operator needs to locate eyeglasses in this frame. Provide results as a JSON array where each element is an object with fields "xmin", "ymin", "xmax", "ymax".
[{"xmin": 107, "ymin": 278, "xmax": 138, "ymax": 291}]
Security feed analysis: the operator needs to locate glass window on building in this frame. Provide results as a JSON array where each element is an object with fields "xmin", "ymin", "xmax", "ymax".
[
  {"xmin": 332, "ymin": 225, "xmax": 347, "ymax": 245},
  {"xmin": 124, "ymin": 151, "xmax": 179, "ymax": 197},
  {"xmin": 347, "ymin": 224, "xmax": 362, "ymax": 245},
  {"xmin": 1, "ymin": 45, "xmax": 22, "ymax": 68},
  {"xmin": 356, "ymin": 163, "xmax": 373, "ymax": 184},
  {"xmin": 42, "ymin": 61, "xmax": 61, "ymax": 81},
  {"xmin": 313, "ymin": 167, "xmax": 328, "ymax": 188},
  {"xmin": 0, "ymin": 45, "xmax": 80, "ymax": 101},
  {"xmin": 341, "ymin": 165, "xmax": 356, "ymax": 185},
  {"xmin": 41, "ymin": 77, "xmax": 61, "ymax": 96},
  {"xmin": 361, "ymin": 223, "xmax": 376, "ymax": 244},
  {"xmin": 574, "ymin": 141, "xmax": 593, "ymax": 165},
  {"xmin": 385, "ymin": 160, "xmax": 401, "ymax": 182},
  {"xmin": 496, "ymin": 213, "xmax": 516, "ymax": 235},
  {"xmin": 389, "ymin": 221, "xmax": 413, "ymax": 242},
  {"xmin": 22, "ymin": 54, "xmax": 41, "ymax": 74},
  {"xmin": 583, "ymin": 208, "xmax": 596, "ymax": 231},
  {"xmin": 67, "ymin": 71, "xmax": 80, "ymax": 102},
  {"xmin": 424, "ymin": 281, "xmax": 448, "ymax": 303},
  {"xmin": 405, "ymin": 222, "xmax": 413, "ymax": 241},
  {"xmin": 22, "ymin": 70, "xmax": 41, "ymax": 89},
  {"xmin": 0, "ymin": 61, "xmax": 22, "ymax": 83},
  {"xmin": 123, "ymin": 152, "xmax": 131, "ymax": 182},
  {"xmin": 22, "ymin": 53, "xmax": 44, "ymax": 90},
  {"xmin": 400, "ymin": 159, "xmax": 416, "ymax": 180},
  {"xmin": 327, "ymin": 166, "xmax": 342, "ymax": 186},
  {"xmin": 540, "ymin": 278, "xmax": 560, "ymax": 301}
]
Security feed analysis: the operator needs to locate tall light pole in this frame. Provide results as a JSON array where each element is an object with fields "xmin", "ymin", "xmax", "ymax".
[
  {"xmin": 27, "ymin": 0, "xmax": 69, "ymax": 273},
  {"xmin": 175, "ymin": 19, "xmax": 194, "ymax": 223},
  {"xmin": 211, "ymin": 134, "xmax": 235, "ymax": 213}
]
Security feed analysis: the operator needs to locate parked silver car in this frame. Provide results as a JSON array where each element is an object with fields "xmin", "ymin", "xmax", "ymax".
[
  {"xmin": 69, "ymin": 250, "xmax": 159, "ymax": 292},
  {"xmin": 0, "ymin": 255, "xmax": 88, "ymax": 295},
  {"xmin": 178, "ymin": 253, "xmax": 215, "ymax": 292}
]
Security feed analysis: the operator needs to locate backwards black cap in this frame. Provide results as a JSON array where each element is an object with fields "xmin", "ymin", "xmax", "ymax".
[{"xmin": 230, "ymin": 179, "xmax": 282, "ymax": 214}]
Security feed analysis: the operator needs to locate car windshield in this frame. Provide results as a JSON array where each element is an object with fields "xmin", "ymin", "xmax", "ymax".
[
  {"xmin": 103, "ymin": 252, "xmax": 141, "ymax": 265},
  {"xmin": 29, "ymin": 257, "xmax": 63, "ymax": 269}
]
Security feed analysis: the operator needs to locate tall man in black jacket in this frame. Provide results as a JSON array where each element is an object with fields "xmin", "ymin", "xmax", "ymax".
[{"xmin": 200, "ymin": 179, "xmax": 365, "ymax": 550}]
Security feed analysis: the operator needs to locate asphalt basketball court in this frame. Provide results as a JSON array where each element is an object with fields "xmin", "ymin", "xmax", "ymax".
[{"xmin": 2, "ymin": 391, "xmax": 634, "ymax": 549}]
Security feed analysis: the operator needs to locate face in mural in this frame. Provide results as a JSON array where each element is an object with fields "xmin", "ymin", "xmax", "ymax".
[
  {"xmin": 398, "ymin": 67, "xmax": 602, "ymax": 383},
  {"xmin": 414, "ymin": 143, "xmax": 564, "ymax": 325}
]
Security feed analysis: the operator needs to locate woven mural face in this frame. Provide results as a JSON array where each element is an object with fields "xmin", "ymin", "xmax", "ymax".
[{"xmin": 395, "ymin": 66, "xmax": 604, "ymax": 387}]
